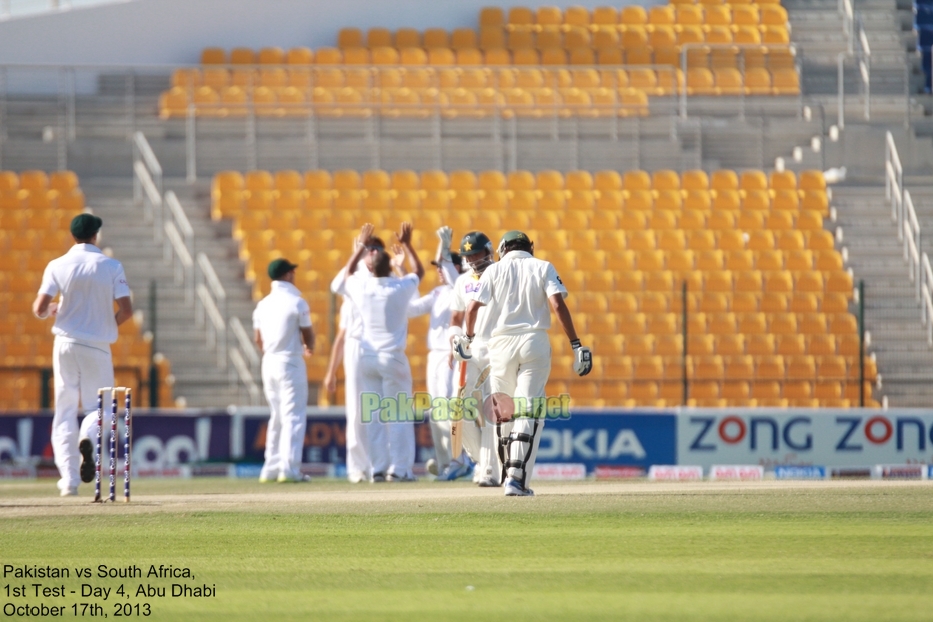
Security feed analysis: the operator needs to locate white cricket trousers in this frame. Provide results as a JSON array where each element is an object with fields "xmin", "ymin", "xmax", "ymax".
[
  {"xmin": 487, "ymin": 331, "xmax": 551, "ymax": 487},
  {"xmin": 426, "ymin": 349, "xmax": 454, "ymax": 471},
  {"xmin": 358, "ymin": 349, "xmax": 413, "ymax": 478},
  {"xmin": 459, "ymin": 344, "xmax": 500, "ymax": 482},
  {"xmin": 52, "ymin": 338, "xmax": 115, "ymax": 493},
  {"xmin": 343, "ymin": 336, "xmax": 372, "ymax": 481},
  {"xmin": 260, "ymin": 354, "xmax": 308, "ymax": 480}
]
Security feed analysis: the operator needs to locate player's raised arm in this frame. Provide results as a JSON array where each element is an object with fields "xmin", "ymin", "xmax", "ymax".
[
  {"xmin": 343, "ymin": 223, "xmax": 375, "ymax": 280},
  {"xmin": 397, "ymin": 222, "xmax": 424, "ymax": 281}
]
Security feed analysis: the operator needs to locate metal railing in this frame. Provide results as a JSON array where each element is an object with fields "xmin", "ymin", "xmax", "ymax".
[
  {"xmin": 837, "ymin": 0, "xmax": 871, "ymax": 128},
  {"xmin": 884, "ymin": 131, "xmax": 933, "ymax": 345},
  {"xmin": 131, "ymin": 131, "xmax": 263, "ymax": 400}
]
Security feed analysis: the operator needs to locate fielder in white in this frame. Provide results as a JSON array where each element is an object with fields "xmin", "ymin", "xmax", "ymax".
[
  {"xmin": 336, "ymin": 223, "xmax": 424, "ymax": 482},
  {"xmin": 253, "ymin": 258, "xmax": 316, "ymax": 483},
  {"xmin": 449, "ymin": 231, "xmax": 502, "ymax": 487},
  {"xmin": 32, "ymin": 213, "xmax": 133, "ymax": 497},
  {"xmin": 462, "ymin": 230, "xmax": 592, "ymax": 497},
  {"xmin": 405, "ymin": 226, "xmax": 463, "ymax": 478},
  {"xmin": 325, "ymin": 235, "xmax": 389, "ymax": 483}
]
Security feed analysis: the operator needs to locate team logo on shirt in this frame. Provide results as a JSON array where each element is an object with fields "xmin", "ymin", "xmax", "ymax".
[{"xmin": 464, "ymin": 282, "xmax": 481, "ymax": 294}]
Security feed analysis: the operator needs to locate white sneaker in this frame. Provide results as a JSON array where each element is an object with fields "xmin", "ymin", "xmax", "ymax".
[
  {"xmin": 426, "ymin": 458, "xmax": 438, "ymax": 476},
  {"xmin": 348, "ymin": 472, "xmax": 368, "ymax": 483},
  {"xmin": 277, "ymin": 473, "xmax": 311, "ymax": 483},
  {"xmin": 503, "ymin": 478, "xmax": 534, "ymax": 497},
  {"xmin": 60, "ymin": 487, "xmax": 79, "ymax": 497},
  {"xmin": 477, "ymin": 476, "xmax": 500, "ymax": 487}
]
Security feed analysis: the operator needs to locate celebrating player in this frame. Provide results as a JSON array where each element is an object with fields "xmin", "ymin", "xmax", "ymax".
[
  {"xmin": 336, "ymin": 223, "xmax": 424, "ymax": 482},
  {"xmin": 325, "ymin": 234, "xmax": 389, "ymax": 483},
  {"xmin": 462, "ymin": 230, "xmax": 592, "ymax": 497},
  {"xmin": 406, "ymin": 226, "xmax": 464, "ymax": 479}
]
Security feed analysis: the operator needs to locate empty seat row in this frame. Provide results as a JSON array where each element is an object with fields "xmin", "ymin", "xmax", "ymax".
[
  {"xmin": 471, "ymin": 24, "xmax": 789, "ymax": 51},
  {"xmin": 566, "ymin": 311, "xmax": 859, "ymax": 335},
  {"xmin": 160, "ymin": 85, "xmax": 652, "ymax": 119},
  {"xmin": 547, "ymin": 354, "xmax": 874, "ymax": 381},
  {"xmin": 201, "ymin": 40, "xmax": 793, "ymax": 68},
  {"xmin": 174, "ymin": 63, "xmax": 790, "ymax": 94},
  {"xmin": 567, "ymin": 290, "xmax": 850, "ymax": 314},
  {"xmin": 214, "ymin": 168, "xmax": 826, "ymax": 194},
  {"xmin": 553, "ymin": 332, "xmax": 862, "ymax": 357},
  {"xmin": 479, "ymin": 3, "xmax": 786, "ymax": 32}
]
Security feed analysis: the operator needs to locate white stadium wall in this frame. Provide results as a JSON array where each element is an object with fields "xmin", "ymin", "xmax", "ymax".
[{"xmin": 0, "ymin": 0, "xmax": 663, "ymax": 66}]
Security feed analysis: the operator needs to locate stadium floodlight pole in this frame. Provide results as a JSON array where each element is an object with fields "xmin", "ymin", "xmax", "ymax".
[
  {"xmin": 682, "ymin": 280, "xmax": 688, "ymax": 406},
  {"xmin": 858, "ymin": 280, "xmax": 865, "ymax": 407}
]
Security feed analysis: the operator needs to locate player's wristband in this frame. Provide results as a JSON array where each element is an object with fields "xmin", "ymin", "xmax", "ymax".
[
  {"xmin": 465, "ymin": 334, "xmax": 475, "ymax": 342},
  {"xmin": 570, "ymin": 339, "xmax": 582, "ymax": 350}
]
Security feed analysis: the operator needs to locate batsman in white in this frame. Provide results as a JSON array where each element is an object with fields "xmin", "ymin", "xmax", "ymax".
[
  {"xmin": 405, "ymin": 226, "xmax": 462, "ymax": 477},
  {"xmin": 462, "ymin": 230, "xmax": 592, "ymax": 496},
  {"xmin": 449, "ymin": 231, "xmax": 502, "ymax": 487},
  {"xmin": 32, "ymin": 213, "xmax": 134, "ymax": 497},
  {"xmin": 336, "ymin": 223, "xmax": 424, "ymax": 482},
  {"xmin": 325, "ymin": 235, "xmax": 390, "ymax": 483},
  {"xmin": 253, "ymin": 258, "xmax": 316, "ymax": 483}
]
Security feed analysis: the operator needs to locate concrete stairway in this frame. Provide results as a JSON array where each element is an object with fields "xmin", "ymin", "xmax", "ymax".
[
  {"xmin": 788, "ymin": 0, "xmax": 924, "ymax": 123},
  {"xmin": 831, "ymin": 184, "xmax": 933, "ymax": 406},
  {"xmin": 83, "ymin": 177, "xmax": 259, "ymax": 408}
]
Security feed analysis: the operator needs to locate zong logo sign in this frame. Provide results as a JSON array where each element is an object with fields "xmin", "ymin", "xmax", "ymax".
[
  {"xmin": 687, "ymin": 415, "xmax": 933, "ymax": 453},
  {"xmin": 689, "ymin": 416, "xmax": 813, "ymax": 451}
]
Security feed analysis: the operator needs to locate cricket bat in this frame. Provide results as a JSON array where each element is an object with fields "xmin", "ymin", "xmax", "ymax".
[{"xmin": 451, "ymin": 360, "xmax": 467, "ymax": 458}]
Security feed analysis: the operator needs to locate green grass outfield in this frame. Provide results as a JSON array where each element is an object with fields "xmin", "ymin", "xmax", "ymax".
[{"xmin": 2, "ymin": 479, "xmax": 932, "ymax": 621}]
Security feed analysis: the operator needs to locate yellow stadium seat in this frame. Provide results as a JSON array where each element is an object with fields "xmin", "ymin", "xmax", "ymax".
[
  {"xmin": 230, "ymin": 47, "xmax": 255, "ymax": 65},
  {"xmin": 395, "ymin": 28, "xmax": 422, "ymax": 49},
  {"xmin": 712, "ymin": 190, "xmax": 741, "ymax": 211},
  {"xmin": 451, "ymin": 28, "xmax": 478, "ymax": 50},
  {"xmin": 795, "ymin": 271, "xmax": 824, "ymax": 293},
  {"xmin": 737, "ymin": 312, "xmax": 767, "ymax": 335},
  {"xmin": 789, "ymin": 292, "xmax": 818, "ymax": 313},
  {"xmin": 365, "ymin": 28, "xmax": 393, "ymax": 49},
  {"xmin": 746, "ymin": 334, "xmax": 775, "ymax": 356},
  {"xmin": 688, "ymin": 230, "xmax": 716, "ymax": 252},
  {"xmin": 772, "ymin": 68, "xmax": 799, "ymax": 94},
  {"xmin": 706, "ymin": 211, "xmax": 734, "ymax": 233},
  {"xmin": 717, "ymin": 335, "xmax": 746, "ymax": 357},
  {"xmin": 201, "ymin": 47, "xmax": 226, "ymax": 64},
  {"xmin": 760, "ymin": 292, "xmax": 788, "ymax": 312},
  {"xmin": 718, "ymin": 230, "xmax": 746, "ymax": 252},
  {"xmin": 735, "ymin": 270, "xmax": 762, "ymax": 293},
  {"xmin": 286, "ymin": 47, "xmax": 313, "ymax": 65}
]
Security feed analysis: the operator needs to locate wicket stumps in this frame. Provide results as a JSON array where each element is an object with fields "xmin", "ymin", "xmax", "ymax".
[{"xmin": 94, "ymin": 387, "xmax": 132, "ymax": 503}]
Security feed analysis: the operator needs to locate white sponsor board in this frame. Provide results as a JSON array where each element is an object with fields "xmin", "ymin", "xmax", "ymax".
[
  {"xmin": 710, "ymin": 465, "xmax": 764, "ymax": 481},
  {"xmin": 648, "ymin": 465, "xmax": 704, "ymax": 481},
  {"xmin": 873, "ymin": 464, "xmax": 928, "ymax": 480},
  {"xmin": 532, "ymin": 463, "xmax": 587, "ymax": 481},
  {"xmin": 677, "ymin": 408, "xmax": 933, "ymax": 470},
  {"xmin": 0, "ymin": 465, "xmax": 36, "ymax": 479}
]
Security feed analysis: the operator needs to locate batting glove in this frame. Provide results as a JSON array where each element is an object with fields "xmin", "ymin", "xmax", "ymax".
[
  {"xmin": 452, "ymin": 334, "xmax": 473, "ymax": 361},
  {"xmin": 571, "ymin": 339, "xmax": 592, "ymax": 377},
  {"xmin": 436, "ymin": 226, "xmax": 453, "ymax": 263}
]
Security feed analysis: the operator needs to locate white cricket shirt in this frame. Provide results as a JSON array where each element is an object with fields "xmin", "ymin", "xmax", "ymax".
[
  {"xmin": 38, "ymin": 243, "xmax": 131, "ymax": 349},
  {"xmin": 408, "ymin": 285, "xmax": 452, "ymax": 351},
  {"xmin": 338, "ymin": 273, "xmax": 420, "ymax": 354},
  {"xmin": 451, "ymin": 271, "xmax": 493, "ymax": 344},
  {"xmin": 472, "ymin": 250, "xmax": 567, "ymax": 338},
  {"xmin": 252, "ymin": 280, "xmax": 312, "ymax": 358},
  {"xmin": 332, "ymin": 266, "xmax": 367, "ymax": 341}
]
